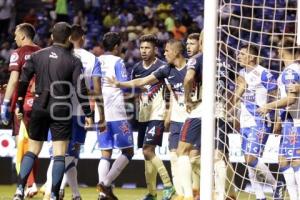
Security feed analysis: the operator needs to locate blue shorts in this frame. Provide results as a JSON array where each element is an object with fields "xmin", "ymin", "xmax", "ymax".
[
  {"xmin": 71, "ymin": 116, "xmax": 86, "ymax": 145},
  {"xmin": 137, "ymin": 120, "xmax": 164, "ymax": 148},
  {"xmin": 97, "ymin": 120, "xmax": 134, "ymax": 150},
  {"xmin": 179, "ymin": 118, "xmax": 201, "ymax": 149},
  {"xmin": 240, "ymin": 121, "xmax": 270, "ymax": 156},
  {"xmin": 169, "ymin": 121, "xmax": 183, "ymax": 150},
  {"xmin": 279, "ymin": 120, "xmax": 300, "ymax": 159}
]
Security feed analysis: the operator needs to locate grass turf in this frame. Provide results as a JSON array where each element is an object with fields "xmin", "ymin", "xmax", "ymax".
[{"xmin": 0, "ymin": 185, "xmax": 276, "ymax": 200}]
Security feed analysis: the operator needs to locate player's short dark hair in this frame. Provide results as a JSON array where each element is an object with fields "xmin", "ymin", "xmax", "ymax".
[
  {"xmin": 139, "ymin": 34, "xmax": 158, "ymax": 47},
  {"xmin": 102, "ymin": 32, "xmax": 121, "ymax": 51},
  {"xmin": 52, "ymin": 22, "xmax": 72, "ymax": 44},
  {"xmin": 240, "ymin": 43, "xmax": 259, "ymax": 57},
  {"xmin": 187, "ymin": 33, "xmax": 200, "ymax": 41},
  {"xmin": 71, "ymin": 24, "xmax": 85, "ymax": 41},
  {"xmin": 166, "ymin": 39, "xmax": 185, "ymax": 54},
  {"xmin": 16, "ymin": 23, "xmax": 35, "ymax": 40}
]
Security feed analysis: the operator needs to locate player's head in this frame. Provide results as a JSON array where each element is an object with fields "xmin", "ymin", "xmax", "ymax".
[
  {"xmin": 70, "ymin": 24, "xmax": 85, "ymax": 47},
  {"xmin": 102, "ymin": 32, "xmax": 121, "ymax": 55},
  {"xmin": 164, "ymin": 39, "xmax": 185, "ymax": 64},
  {"xmin": 51, "ymin": 22, "xmax": 72, "ymax": 45},
  {"xmin": 186, "ymin": 33, "xmax": 200, "ymax": 57},
  {"xmin": 278, "ymin": 37, "xmax": 300, "ymax": 61},
  {"xmin": 237, "ymin": 44, "xmax": 259, "ymax": 67},
  {"xmin": 14, "ymin": 23, "xmax": 35, "ymax": 47},
  {"xmin": 139, "ymin": 34, "xmax": 158, "ymax": 62}
]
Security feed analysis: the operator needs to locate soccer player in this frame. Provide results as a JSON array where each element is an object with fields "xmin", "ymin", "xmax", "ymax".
[
  {"xmin": 131, "ymin": 34, "xmax": 174, "ymax": 200},
  {"xmin": 96, "ymin": 32, "xmax": 134, "ymax": 200},
  {"xmin": 12, "ymin": 22, "xmax": 93, "ymax": 200},
  {"xmin": 42, "ymin": 24, "xmax": 105, "ymax": 200},
  {"xmin": 214, "ymin": 41, "xmax": 237, "ymax": 200},
  {"xmin": 185, "ymin": 33, "xmax": 201, "ymax": 199},
  {"xmin": 232, "ymin": 44, "xmax": 282, "ymax": 200},
  {"xmin": 257, "ymin": 38, "xmax": 300, "ymax": 200},
  {"xmin": 0, "ymin": 23, "xmax": 40, "ymax": 198},
  {"xmin": 107, "ymin": 39, "xmax": 189, "ymax": 200}
]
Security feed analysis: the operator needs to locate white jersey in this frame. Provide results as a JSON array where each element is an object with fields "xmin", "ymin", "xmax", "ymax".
[
  {"xmin": 239, "ymin": 65, "xmax": 277, "ymax": 128},
  {"xmin": 278, "ymin": 62, "xmax": 300, "ymax": 121},
  {"xmin": 97, "ymin": 53, "xmax": 129, "ymax": 121},
  {"xmin": 71, "ymin": 48, "xmax": 101, "ymax": 116}
]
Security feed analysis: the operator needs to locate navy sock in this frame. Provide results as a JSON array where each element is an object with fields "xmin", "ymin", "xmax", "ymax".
[
  {"xmin": 17, "ymin": 151, "xmax": 37, "ymax": 191},
  {"xmin": 51, "ymin": 156, "xmax": 65, "ymax": 198}
]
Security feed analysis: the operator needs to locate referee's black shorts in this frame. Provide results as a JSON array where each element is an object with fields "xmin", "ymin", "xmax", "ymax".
[{"xmin": 29, "ymin": 100, "xmax": 72, "ymax": 141}]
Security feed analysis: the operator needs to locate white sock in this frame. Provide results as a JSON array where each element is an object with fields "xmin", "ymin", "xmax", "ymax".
[
  {"xmin": 255, "ymin": 159, "xmax": 276, "ymax": 187},
  {"xmin": 247, "ymin": 166, "xmax": 265, "ymax": 199},
  {"xmin": 103, "ymin": 154, "xmax": 129, "ymax": 186},
  {"xmin": 98, "ymin": 158, "xmax": 111, "ymax": 184},
  {"xmin": 170, "ymin": 152, "xmax": 183, "ymax": 196},
  {"xmin": 66, "ymin": 158, "xmax": 80, "ymax": 197},
  {"xmin": 177, "ymin": 155, "xmax": 193, "ymax": 197},
  {"xmin": 294, "ymin": 166, "xmax": 300, "ymax": 199},
  {"xmin": 45, "ymin": 159, "xmax": 54, "ymax": 195},
  {"xmin": 214, "ymin": 159, "xmax": 226, "ymax": 200},
  {"xmin": 282, "ymin": 167, "xmax": 298, "ymax": 200},
  {"xmin": 60, "ymin": 156, "xmax": 75, "ymax": 189}
]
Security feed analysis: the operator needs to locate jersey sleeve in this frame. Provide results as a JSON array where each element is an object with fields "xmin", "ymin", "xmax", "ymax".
[
  {"xmin": 281, "ymin": 68, "xmax": 300, "ymax": 86},
  {"xmin": 187, "ymin": 56, "xmax": 202, "ymax": 77},
  {"xmin": 8, "ymin": 50, "xmax": 22, "ymax": 72},
  {"xmin": 153, "ymin": 65, "xmax": 170, "ymax": 81},
  {"xmin": 20, "ymin": 53, "xmax": 35, "ymax": 83},
  {"xmin": 261, "ymin": 70, "xmax": 277, "ymax": 91},
  {"xmin": 91, "ymin": 57, "xmax": 102, "ymax": 77},
  {"xmin": 114, "ymin": 59, "xmax": 129, "ymax": 82}
]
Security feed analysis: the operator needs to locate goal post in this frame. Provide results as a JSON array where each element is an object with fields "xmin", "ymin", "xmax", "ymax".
[{"xmin": 200, "ymin": 0, "xmax": 218, "ymax": 199}]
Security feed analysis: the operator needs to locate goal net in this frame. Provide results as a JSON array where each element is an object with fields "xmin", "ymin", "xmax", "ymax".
[{"xmin": 215, "ymin": 0, "xmax": 299, "ymax": 199}]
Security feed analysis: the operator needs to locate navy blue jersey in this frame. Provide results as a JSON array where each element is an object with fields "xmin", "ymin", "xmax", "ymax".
[
  {"xmin": 187, "ymin": 53, "xmax": 202, "ymax": 102},
  {"xmin": 131, "ymin": 58, "xmax": 167, "ymax": 122},
  {"xmin": 153, "ymin": 63, "xmax": 188, "ymax": 122}
]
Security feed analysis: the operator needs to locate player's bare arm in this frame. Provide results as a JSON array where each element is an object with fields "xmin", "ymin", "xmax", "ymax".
[
  {"xmin": 106, "ymin": 74, "xmax": 159, "ymax": 88},
  {"xmin": 183, "ymin": 68, "xmax": 196, "ymax": 113}
]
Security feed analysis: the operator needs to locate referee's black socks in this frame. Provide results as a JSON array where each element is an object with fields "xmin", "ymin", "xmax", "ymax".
[
  {"xmin": 17, "ymin": 151, "xmax": 37, "ymax": 192},
  {"xmin": 51, "ymin": 155, "xmax": 65, "ymax": 198}
]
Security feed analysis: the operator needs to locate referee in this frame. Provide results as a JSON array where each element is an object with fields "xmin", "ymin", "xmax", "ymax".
[{"xmin": 13, "ymin": 22, "xmax": 94, "ymax": 200}]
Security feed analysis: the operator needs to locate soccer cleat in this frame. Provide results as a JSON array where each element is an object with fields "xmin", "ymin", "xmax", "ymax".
[
  {"xmin": 273, "ymin": 181, "xmax": 284, "ymax": 200},
  {"xmin": 13, "ymin": 194, "xmax": 24, "ymax": 200},
  {"xmin": 162, "ymin": 186, "xmax": 175, "ymax": 200},
  {"xmin": 192, "ymin": 189, "xmax": 200, "ymax": 200},
  {"xmin": 72, "ymin": 196, "xmax": 82, "ymax": 200},
  {"xmin": 97, "ymin": 182, "xmax": 118, "ymax": 200},
  {"xmin": 25, "ymin": 183, "xmax": 38, "ymax": 198},
  {"xmin": 58, "ymin": 189, "xmax": 65, "ymax": 200},
  {"xmin": 141, "ymin": 193, "xmax": 157, "ymax": 200}
]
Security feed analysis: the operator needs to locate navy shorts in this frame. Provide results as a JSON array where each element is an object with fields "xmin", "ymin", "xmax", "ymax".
[
  {"xmin": 169, "ymin": 121, "xmax": 183, "ymax": 150},
  {"xmin": 180, "ymin": 118, "xmax": 201, "ymax": 149},
  {"xmin": 137, "ymin": 120, "xmax": 164, "ymax": 148}
]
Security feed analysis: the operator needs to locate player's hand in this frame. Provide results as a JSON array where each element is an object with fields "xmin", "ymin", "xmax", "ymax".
[
  {"xmin": 1, "ymin": 100, "xmax": 11, "ymax": 125},
  {"xmin": 15, "ymin": 106, "xmax": 23, "ymax": 120},
  {"xmin": 98, "ymin": 120, "xmax": 106, "ymax": 133},
  {"xmin": 106, "ymin": 76, "xmax": 119, "ymax": 87},
  {"xmin": 273, "ymin": 121, "xmax": 282, "ymax": 136},
  {"xmin": 84, "ymin": 117, "xmax": 94, "ymax": 129},
  {"xmin": 287, "ymin": 83, "xmax": 299, "ymax": 93},
  {"xmin": 256, "ymin": 106, "xmax": 269, "ymax": 116}
]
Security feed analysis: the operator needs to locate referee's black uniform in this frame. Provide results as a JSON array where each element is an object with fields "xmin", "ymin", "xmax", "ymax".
[{"xmin": 17, "ymin": 41, "xmax": 92, "ymax": 141}]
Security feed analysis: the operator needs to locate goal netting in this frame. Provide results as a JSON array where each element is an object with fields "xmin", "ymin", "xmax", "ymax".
[{"xmin": 215, "ymin": 0, "xmax": 299, "ymax": 199}]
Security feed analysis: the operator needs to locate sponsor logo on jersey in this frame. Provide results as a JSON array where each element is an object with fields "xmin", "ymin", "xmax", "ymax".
[{"xmin": 10, "ymin": 52, "xmax": 19, "ymax": 63}]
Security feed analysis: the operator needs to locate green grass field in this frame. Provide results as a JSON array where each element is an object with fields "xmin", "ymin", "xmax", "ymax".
[{"xmin": 0, "ymin": 185, "xmax": 275, "ymax": 200}]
